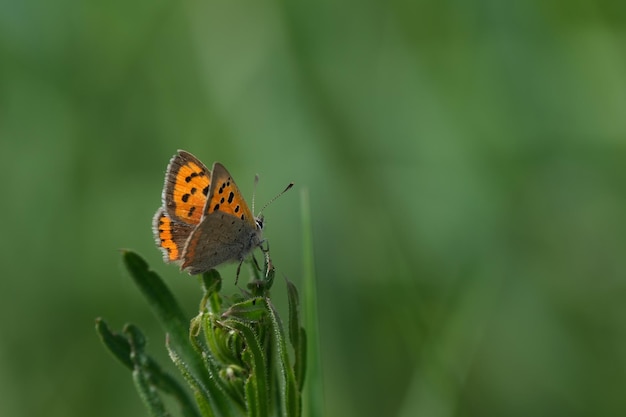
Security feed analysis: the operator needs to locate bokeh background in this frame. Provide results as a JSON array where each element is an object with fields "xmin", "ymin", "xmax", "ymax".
[{"xmin": 2, "ymin": 1, "xmax": 626, "ymax": 416}]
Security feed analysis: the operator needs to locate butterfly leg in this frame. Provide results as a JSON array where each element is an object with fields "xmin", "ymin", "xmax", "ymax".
[
  {"xmin": 235, "ymin": 260, "xmax": 244, "ymax": 285},
  {"xmin": 251, "ymin": 253, "xmax": 262, "ymax": 271},
  {"xmin": 259, "ymin": 240, "xmax": 272, "ymax": 278}
]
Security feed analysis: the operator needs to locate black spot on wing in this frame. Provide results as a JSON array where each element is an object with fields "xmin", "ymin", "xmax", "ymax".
[{"xmin": 185, "ymin": 172, "xmax": 199, "ymax": 183}]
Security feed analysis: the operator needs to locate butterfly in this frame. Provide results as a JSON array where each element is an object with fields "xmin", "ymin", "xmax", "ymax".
[{"xmin": 153, "ymin": 150, "xmax": 291, "ymax": 277}]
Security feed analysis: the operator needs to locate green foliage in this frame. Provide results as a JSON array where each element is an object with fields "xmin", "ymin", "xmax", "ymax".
[
  {"xmin": 96, "ymin": 251, "xmax": 306, "ymax": 417},
  {"xmin": 299, "ymin": 189, "xmax": 321, "ymax": 417}
]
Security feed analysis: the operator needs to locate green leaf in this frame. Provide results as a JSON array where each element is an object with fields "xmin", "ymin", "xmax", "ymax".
[
  {"xmin": 132, "ymin": 366, "xmax": 171, "ymax": 417},
  {"xmin": 286, "ymin": 281, "xmax": 301, "ymax": 349},
  {"xmin": 247, "ymin": 250, "xmax": 275, "ymax": 297},
  {"xmin": 224, "ymin": 318, "xmax": 270, "ymax": 417},
  {"xmin": 124, "ymin": 324, "xmax": 171, "ymax": 417},
  {"xmin": 96, "ymin": 320, "xmax": 201, "ymax": 417},
  {"xmin": 166, "ymin": 335, "xmax": 217, "ymax": 417},
  {"xmin": 122, "ymin": 251, "xmax": 188, "ymax": 331},
  {"xmin": 198, "ymin": 270, "xmax": 222, "ymax": 312},
  {"xmin": 244, "ymin": 376, "xmax": 260, "ymax": 417},
  {"xmin": 122, "ymin": 251, "xmax": 241, "ymax": 417},
  {"xmin": 200, "ymin": 269, "xmax": 223, "ymax": 295},
  {"xmin": 286, "ymin": 281, "xmax": 307, "ymax": 392},
  {"xmin": 201, "ymin": 312, "xmax": 241, "ymax": 366},
  {"xmin": 111, "ymin": 249, "xmax": 308, "ymax": 417},
  {"xmin": 265, "ymin": 298, "xmax": 300, "ymax": 417},
  {"xmin": 295, "ymin": 329, "xmax": 307, "ymax": 393},
  {"xmin": 300, "ymin": 188, "xmax": 324, "ymax": 417},
  {"xmin": 129, "ymin": 325, "xmax": 201, "ymax": 417},
  {"xmin": 95, "ymin": 318, "xmax": 133, "ymax": 370},
  {"xmin": 222, "ymin": 297, "xmax": 267, "ymax": 323}
]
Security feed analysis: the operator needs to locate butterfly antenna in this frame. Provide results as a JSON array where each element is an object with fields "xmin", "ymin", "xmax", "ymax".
[
  {"xmin": 252, "ymin": 174, "xmax": 260, "ymax": 214},
  {"xmin": 258, "ymin": 182, "xmax": 294, "ymax": 215}
]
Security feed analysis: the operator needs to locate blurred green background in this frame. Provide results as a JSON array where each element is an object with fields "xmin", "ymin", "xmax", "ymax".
[{"xmin": 2, "ymin": 0, "xmax": 626, "ymax": 416}]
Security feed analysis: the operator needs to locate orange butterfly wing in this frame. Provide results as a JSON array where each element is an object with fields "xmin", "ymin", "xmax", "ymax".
[
  {"xmin": 202, "ymin": 162, "xmax": 255, "ymax": 225},
  {"xmin": 153, "ymin": 208, "xmax": 195, "ymax": 262},
  {"xmin": 163, "ymin": 150, "xmax": 211, "ymax": 225},
  {"xmin": 154, "ymin": 150, "xmax": 210, "ymax": 263}
]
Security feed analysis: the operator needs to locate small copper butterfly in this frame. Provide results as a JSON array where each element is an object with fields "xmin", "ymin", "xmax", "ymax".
[{"xmin": 153, "ymin": 150, "xmax": 291, "ymax": 276}]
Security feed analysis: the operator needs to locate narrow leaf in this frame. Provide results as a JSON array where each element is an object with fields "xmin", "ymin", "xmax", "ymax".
[
  {"xmin": 95, "ymin": 318, "xmax": 133, "ymax": 370},
  {"xmin": 132, "ymin": 366, "xmax": 171, "ymax": 417},
  {"xmin": 97, "ymin": 320, "xmax": 201, "ymax": 417},
  {"xmin": 225, "ymin": 318, "xmax": 270, "ymax": 417},
  {"xmin": 122, "ymin": 251, "xmax": 238, "ymax": 417},
  {"xmin": 125, "ymin": 325, "xmax": 171, "ymax": 417},
  {"xmin": 167, "ymin": 334, "xmax": 247, "ymax": 417},
  {"xmin": 286, "ymin": 280, "xmax": 306, "ymax": 392},
  {"xmin": 122, "ymin": 251, "xmax": 187, "ymax": 328},
  {"xmin": 300, "ymin": 188, "xmax": 324, "ymax": 417},
  {"xmin": 265, "ymin": 298, "xmax": 300, "ymax": 417},
  {"xmin": 222, "ymin": 297, "xmax": 267, "ymax": 323},
  {"xmin": 200, "ymin": 270, "xmax": 223, "ymax": 315}
]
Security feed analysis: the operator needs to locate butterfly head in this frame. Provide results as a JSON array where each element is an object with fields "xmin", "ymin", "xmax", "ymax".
[{"xmin": 255, "ymin": 215, "xmax": 265, "ymax": 232}]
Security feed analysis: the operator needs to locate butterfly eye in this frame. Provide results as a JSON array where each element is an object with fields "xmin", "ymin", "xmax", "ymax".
[{"xmin": 255, "ymin": 217, "xmax": 264, "ymax": 230}]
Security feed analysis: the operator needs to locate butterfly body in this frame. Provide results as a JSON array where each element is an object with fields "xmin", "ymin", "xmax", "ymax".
[
  {"xmin": 153, "ymin": 151, "xmax": 264, "ymax": 275},
  {"xmin": 181, "ymin": 211, "xmax": 263, "ymax": 274}
]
